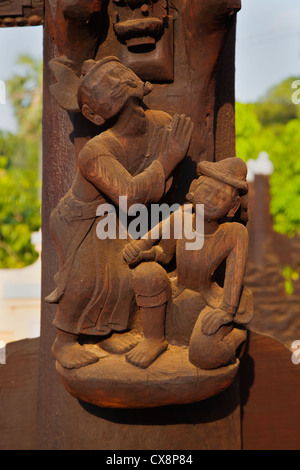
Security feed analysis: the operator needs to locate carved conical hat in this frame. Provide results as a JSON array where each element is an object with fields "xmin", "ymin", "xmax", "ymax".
[
  {"xmin": 197, "ymin": 157, "xmax": 248, "ymax": 195},
  {"xmin": 48, "ymin": 56, "xmax": 121, "ymax": 112},
  {"xmin": 81, "ymin": 56, "xmax": 120, "ymax": 78}
]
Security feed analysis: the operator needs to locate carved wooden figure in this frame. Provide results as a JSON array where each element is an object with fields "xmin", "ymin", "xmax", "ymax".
[
  {"xmin": 46, "ymin": 56, "xmax": 193, "ymax": 371},
  {"xmin": 123, "ymin": 157, "xmax": 253, "ymax": 371},
  {"xmin": 44, "ymin": 0, "xmax": 251, "ymax": 409}
]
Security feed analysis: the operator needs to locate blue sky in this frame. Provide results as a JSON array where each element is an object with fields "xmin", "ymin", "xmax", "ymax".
[
  {"xmin": 236, "ymin": 0, "xmax": 300, "ymax": 102},
  {"xmin": 0, "ymin": 0, "xmax": 299, "ymax": 131},
  {"xmin": 0, "ymin": 25, "xmax": 42, "ymax": 132}
]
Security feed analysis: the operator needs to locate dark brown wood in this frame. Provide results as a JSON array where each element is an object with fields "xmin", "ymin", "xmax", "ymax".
[
  {"xmin": 249, "ymin": 175, "xmax": 273, "ymax": 267},
  {"xmin": 0, "ymin": 0, "xmax": 44, "ymax": 26},
  {"xmin": 240, "ymin": 331, "xmax": 300, "ymax": 450},
  {"xmin": 214, "ymin": 16, "xmax": 237, "ymax": 162},
  {"xmin": 0, "ymin": 338, "xmax": 39, "ymax": 450},
  {"xmin": 2, "ymin": 332, "xmax": 299, "ymax": 450},
  {"xmin": 35, "ymin": 4, "xmax": 77, "ymax": 449}
]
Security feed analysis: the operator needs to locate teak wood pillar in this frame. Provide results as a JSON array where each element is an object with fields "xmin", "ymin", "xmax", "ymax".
[{"xmin": 34, "ymin": 1, "xmax": 242, "ymax": 450}]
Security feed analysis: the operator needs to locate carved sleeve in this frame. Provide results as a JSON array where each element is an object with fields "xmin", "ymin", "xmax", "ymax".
[
  {"xmin": 220, "ymin": 223, "xmax": 248, "ymax": 315},
  {"xmin": 141, "ymin": 211, "xmax": 179, "ymax": 265},
  {"xmin": 78, "ymin": 150, "xmax": 166, "ymax": 207},
  {"xmin": 154, "ymin": 241, "xmax": 177, "ymax": 266}
]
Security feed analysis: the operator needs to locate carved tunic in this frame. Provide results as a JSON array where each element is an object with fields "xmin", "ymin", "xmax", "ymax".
[{"xmin": 149, "ymin": 210, "xmax": 249, "ymax": 315}]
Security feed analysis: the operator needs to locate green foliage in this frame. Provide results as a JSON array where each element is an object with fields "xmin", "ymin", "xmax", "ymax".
[
  {"xmin": 235, "ymin": 102, "xmax": 262, "ymax": 160},
  {"xmin": 236, "ymin": 76, "xmax": 300, "ymax": 237},
  {"xmin": 254, "ymin": 76, "xmax": 300, "ymax": 126},
  {"xmin": 0, "ymin": 55, "xmax": 42, "ymax": 268},
  {"xmin": 282, "ymin": 266, "xmax": 299, "ymax": 296}
]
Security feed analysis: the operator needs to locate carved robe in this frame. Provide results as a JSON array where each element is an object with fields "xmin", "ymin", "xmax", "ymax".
[{"xmin": 46, "ymin": 109, "xmax": 171, "ymax": 336}]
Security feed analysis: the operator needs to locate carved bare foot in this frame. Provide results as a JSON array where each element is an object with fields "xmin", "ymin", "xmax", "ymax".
[
  {"xmin": 99, "ymin": 331, "xmax": 141, "ymax": 354},
  {"xmin": 52, "ymin": 331, "xmax": 100, "ymax": 369},
  {"xmin": 125, "ymin": 338, "xmax": 168, "ymax": 369},
  {"xmin": 82, "ymin": 344, "xmax": 110, "ymax": 359}
]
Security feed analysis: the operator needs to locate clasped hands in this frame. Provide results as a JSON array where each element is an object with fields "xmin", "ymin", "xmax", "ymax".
[
  {"xmin": 123, "ymin": 241, "xmax": 235, "ymax": 336},
  {"xmin": 123, "ymin": 239, "xmax": 156, "ymax": 268},
  {"xmin": 148, "ymin": 113, "xmax": 194, "ymax": 179}
]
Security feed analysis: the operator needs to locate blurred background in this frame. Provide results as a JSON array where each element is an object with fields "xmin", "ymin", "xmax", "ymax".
[{"xmin": 0, "ymin": 0, "xmax": 299, "ymax": 347}]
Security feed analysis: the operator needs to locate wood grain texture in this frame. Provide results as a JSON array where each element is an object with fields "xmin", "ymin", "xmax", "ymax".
[
  {"xmin": 0, "ymin": 338, "xmax": 39, "ymax": 450},
  {"xmin": 36, "ymin": 372, "xmax": 242, "ymax": 450},
  {"xmin": 2, "ymin": 332, "xmax": 300, "ymax": 449},
  {"xmin": 240, "ymin": 331, "xmax": 300, "ymax": 450},
  {"xmin": 0, "ymin": 0, "xmax": 44, "ymax": 26},
  {"xmin": 56, "ymin": 347, "xmax": 239, "ymax": 409}
]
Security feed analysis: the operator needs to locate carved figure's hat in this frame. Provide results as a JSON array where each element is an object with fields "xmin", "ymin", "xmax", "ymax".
[
  {"xmin": 49, "ymin": 55, "xmax": 152, "ymax": 118},
  {"xmin": 197, "ymin": 157, "xmax": 248, "ymax": 195},
  {"xmin": 48, "ymin": 56, "xmax": 122, "ymax": 113},
  {"xmin": 81, "ymin": 57, "xmax": 120, "ymax": 78},
  {"xmin": 77, "ymin": 56, "xmax": 125, "ymax": 110}
]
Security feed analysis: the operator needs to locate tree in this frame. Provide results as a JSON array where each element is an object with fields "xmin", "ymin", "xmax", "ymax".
[
  {"xmin": 0, "ymin": 55, "xmax": 42, "ymax": 268},
  {"xmin": 6, "ymin": 54, "xmax": 42, "ymax": 169},
  {"xmin": 236, "ymin": 76, "xmax": 300, "ymax": 237},
  {"xmin": 254, "ymin": 76, "xmax": 300, "ymax": 127}
]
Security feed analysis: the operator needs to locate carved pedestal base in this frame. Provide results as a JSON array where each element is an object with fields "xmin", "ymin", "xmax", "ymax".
[{"xmin": 56, "ymin": 345, "xmax": 239, "ymax": 409}]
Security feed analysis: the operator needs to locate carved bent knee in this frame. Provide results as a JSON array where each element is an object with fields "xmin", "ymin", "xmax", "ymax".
[{"xmin": 132, "ymin": 262, "xmax": 170, "ymax": 308}]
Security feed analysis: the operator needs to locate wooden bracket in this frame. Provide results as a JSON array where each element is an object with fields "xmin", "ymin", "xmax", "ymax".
[{"xmin": 0, "ymin": 0, "xmax": 44, "ymax": 26}]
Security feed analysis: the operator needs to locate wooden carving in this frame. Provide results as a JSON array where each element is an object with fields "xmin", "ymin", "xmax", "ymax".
[
  {"xmin": 110, "ymin": 0, "xmax": 168, "ymax": 50},
  {"xmin": 0, "ymin": 0, "xmax": 44, "ymax": 26},
  {"xmin": 45, "ymin": 0, "xmax": 252, "ymax": 408},
  {"xmin": 47, "ymin": 0, "xmax": 241, "ymax": 169},
  {"xmin": 122, "ymin": 157, "xmax": 252, "ymax": 371},
  {"xmin": 46, "ymin": 56, "xmax": 194, "ymax": 368},
  {"xmin": 108, "ymin": 0, "xmax": 173, "ymax": 81}
]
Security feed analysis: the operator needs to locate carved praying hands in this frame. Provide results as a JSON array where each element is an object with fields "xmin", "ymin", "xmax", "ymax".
[{"xmin": 157, "ymin": 114, "xmax": 194, "ymax": 179}]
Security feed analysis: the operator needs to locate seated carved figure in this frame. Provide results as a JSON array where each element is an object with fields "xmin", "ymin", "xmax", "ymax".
[
  {"xmin": 46, "ymin": 56, "xmax": 193, "ymax": 369},
  {"xmin": 123, "ymin": 157, "xmax": 253, "ymax": 369}
]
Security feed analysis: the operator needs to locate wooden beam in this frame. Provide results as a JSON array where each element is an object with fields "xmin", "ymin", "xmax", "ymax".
[{"xmin": 0, "ymin": 0, "xmax": 44, "ymax": 26}]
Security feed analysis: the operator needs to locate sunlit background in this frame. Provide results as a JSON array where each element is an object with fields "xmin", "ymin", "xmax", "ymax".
[{"xmin": 0, "ymin": 0, "xmax": 299, "ymax": 344}]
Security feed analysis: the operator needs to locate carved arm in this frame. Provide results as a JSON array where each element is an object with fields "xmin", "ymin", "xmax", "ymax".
[{"xmin": 78, "ymin": 150, "xmax": 166, "ymax": 208}]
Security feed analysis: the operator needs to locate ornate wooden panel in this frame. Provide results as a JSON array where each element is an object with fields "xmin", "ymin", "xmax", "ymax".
[{"xmin": 0, "ymin": 0, "xmax": 44, "ymax": 26}]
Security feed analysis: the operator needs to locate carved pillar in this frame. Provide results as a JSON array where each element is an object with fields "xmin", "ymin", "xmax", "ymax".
[{"xmin": 35, "ymin": 0, "xmax": 246, "ymax": 449}]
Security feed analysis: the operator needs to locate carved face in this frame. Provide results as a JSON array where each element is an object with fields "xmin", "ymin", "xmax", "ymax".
[
  {"xmin": 187, "ymin": 176, "xmax": 240, "ymax": 221},
  {"xmin": 110, "ymin": 0, "xmax": 168, "ymax": 51},
  {"xmin": 78, "ymin": 61, "xmax": 150, "ymax": 122}
]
